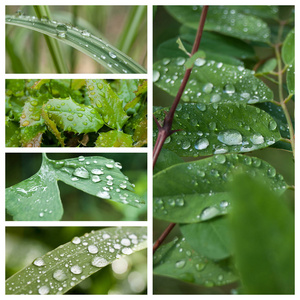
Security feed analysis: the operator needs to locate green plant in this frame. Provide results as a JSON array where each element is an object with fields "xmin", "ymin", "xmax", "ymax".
[
  {"xmin": 6, "ymin": 6, "xmax": 146, "ymax": 74},
  {"xmin": 6, "ymin": 79, "xmax": 147, "ymax": 147},
  {"xmin": 6, "ymin": 153, "xmax": 146, "ymax": 221},
  {"xmin": 153, "ymin": 6, "xmax": 294, "ymax": 294},
  {"xmin": 6, "ymin": 227, "xmax": 147, "ymax": 294}
]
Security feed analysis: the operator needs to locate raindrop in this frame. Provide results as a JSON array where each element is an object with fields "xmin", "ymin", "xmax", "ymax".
[
  {"xmin": 217, "ymin": 130, "xmax": 243, "ymax": 145},
  {"xmin": 153, "ymin": 71, "xmax": 160, "ymax": 82},
  {"xmin": 122, "ymin": 247, "xmax": 133, "ymax": 255},
  {"xmin": 220, "ymin": 200, "xmax": 229, "ymax": 208},
  {"xmin": 195, "ymin": 262, "xmax": 206, "ymax": 271},
  {"xmin": 194, "ymin": 58, "xmax": 206, "ymax": 66},
  {"xmin": 56, "ymin": 24, "xmax": 67, "ymax": 38},
  {"xmin": 103, "ymin": 233, "xmax": 111, "ymax": 239},
  {"xmin": 203, "ymin": 83, "xmax": 213, "ymax": 94},
  {"xmin": 121, "ymin": 238, "xmax": 131, "ymax": 246},
  {"xmin": 214, "ymin": 154, "xmax": 226, "ymax": 164},
  {"xmin": 196, "ymin": 103, "xmax": 206, "ymax": 111},
  {"xmin": 33, "ymin": 257, "xmax": 45, "ymax": 267},
  {"xmin": 97, "ymin": 191, "xmax": 111, "ymax": 199},
  {"xmin": 210, "ymin": 94, "xmax": 221, "ymax": 103},
  {"xmin": 250, "ymin": 133, "xmax": 264, "ymax": 145},
  {"xmin": 70, "ymin": 265, "xmax": 82, "ymax": 275},
  {"xmin": 200, "ymin": 206, "xmax": 220, "ymax": 221},
  {"xmin": 182, "ymin": 140, "xmax": 191, "ymax": 150},
  {"xmin": 91, "ymin": 257, "xmax": 109, "ymax": 267},
  {"xmin": 224, "ymin": 84, "xmax": 235, "ymax": 94},
  {"xmin": 268, "ymin": 120, "xmax": 277, "ymax": 131},
  {"xmin": 195, "ymin": 138, "xmax": 209, "ymax": 150},
  {"xmin": 88, "ymin": 245, "xmax": 99, "ymax": 254},
  {"xmin": 267, "ymin": 167, "xmax": 276, "ymax": 177},
  {"xmin": 38, "ymin": 286, "xmax": 50, "ymax": 295},
  {"xmin": 53, "ymin": 269, "xmax": 67, "ymax": 282},
  {"xmin": 105, "ymin": 163, "xmax": 114, "ymax": 169},
  {"xmin": 92, "ymin": 175, "xmax": 101, "ymax": 183},
  {"xmin": 91, "ymin": 169, "xmax": 103, "ymax": 175},
  {"xmin": 72, "ymin": 237, "xmax": 81, "ymax": 244},
  {"xmin": 176, "ymin": 57, "xmax": 186, "ymax": 66},
  {"xmin": 109, "ymin": 51, "xmax": 117, "ymax": 59},
  {"xmin": 175, "ymin": 260, "xmax": 186, "ymax": 269},
  {"xmin": 81, "ymin": 29, "xmax": 91, "ymax": 37},
  {"xmin": 73, "ymin": 167, "xmax": 89, "ymax": 179}
]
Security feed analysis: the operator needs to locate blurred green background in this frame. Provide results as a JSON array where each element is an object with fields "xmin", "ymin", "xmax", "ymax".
[
  {"xmin": 6, "ymin": 153, "xmax": 147, "ymax": 221},
  {"xmin": 6, "ymin": 5, "xmax": 147, "ymax": 73},
  {"xmin": 6, "ymin": 227, "xmax": 147, "ymax": 294}
]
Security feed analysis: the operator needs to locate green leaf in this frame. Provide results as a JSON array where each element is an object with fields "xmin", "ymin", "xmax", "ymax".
[
  {"xmin": 229, "ymin": 5, "xmax": 279, "ymax": 20},
  {"xmin": 153, "ymin": 58, "xmax": 273, "ymax": 104},
  {"xmin": 5, "ymin": 118, "xmax": 21, "ymax": 147},
  {"xmin": 157, "ymin": 31, "xmax": 255, "ymax": 61},
  {"xmin": 20, "ymin": 125, "xmax": 46, "ymax": 147},
  {"xmin": 154, "ymin": 237, "xmax": 238, "ymax": 286},
  {"xmin": 154, "ymin": 154, "xmax": 287, "ymax": 223},
  {"xmin": 20, "ymin": 96, "xmax": 45, "ymax": 127},
  {"xmin": 95, "ymin": 130, "xmax": 133, "ymax": 147},
  {"xmin": 86, "ymin": 79, "xmax": 129, "ymax": 129},
  {"xmin": 44, "ymin": 96, "xmax": 104, "ymax": 134},
  {"xmin": 286, "ymin": 63, "xmax": 294, "ymax": 95},
  {"xmin": 154, "ymin": 103, "xmax": 281, "ymax": 157},
  {"xmin": 229, "ymin": 174, "xmax": 294, "ymax": 294},
  {"xmin": 6, "ymin": 154, "xmax": 144, "ymax": 221},
  {"xmin": 6, "ymin": 15, "xmax": 146, "ymax": 74},
  {"xmin": 282, "ymin": 29, "xmax": 294, "ymax": 65},
  {"xmin": 256, "ymin": 58, "xmax": 277, "ymax": 74},
  {"xmin": 165, "ymin": 6, "xmax": 271, "ymax": 42},
  {"xmin": 154, "ymin": 149, "xmax": 184, "ymax": 174},
  {"xmin": 6, "ymin": 227, "xmax": 147, "ymax": 295},
  {"xmin": 180, "ymin": 217, "xmax": 232, "ymax": 260}
]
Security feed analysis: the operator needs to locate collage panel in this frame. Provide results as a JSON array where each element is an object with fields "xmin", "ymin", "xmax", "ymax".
[
  {"xmin": 6, "ymin": 5, "xmax": 147, "ymax": 74},
  {"xmin": 6, "ymin": 226, "xmax": 147, "ymax": 295}
]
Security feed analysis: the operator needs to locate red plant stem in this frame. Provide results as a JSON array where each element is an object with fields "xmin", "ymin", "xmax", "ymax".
[{"xmin": 153, "ymin": 6, "xmax": 209, "ymax": 253}]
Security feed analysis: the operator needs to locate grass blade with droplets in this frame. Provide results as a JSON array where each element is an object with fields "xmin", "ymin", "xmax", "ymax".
[{"xmin": 5, "ymin": 14, "xmax": 146, "ymax": 74}]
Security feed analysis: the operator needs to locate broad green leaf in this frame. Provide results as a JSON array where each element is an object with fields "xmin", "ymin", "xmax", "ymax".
[
  {"xmin": 157, "ymin": 31, "xmax": 255, "ymax": 61},
  {"xmin": 154, "ymin": 103, "xmax": 281, "ymax": 157},
  {"xmin": 180, "ymin": 217, "xmax": 232, "ymax": 260},
  {"xmin": 286, "ymin": 63, "xmax": 294, "ymax": 95},
  {"xmin": 282, "ymin": 29, "xmax": 294, "ymax": 65},
  {"xmin": 165, "ymin": 6, "xmax": 271, "ymax": 42},
  {"xmin": 6, "ymin": 154, "xmax": 144, "ymax": 221},
  {"xmin": 5, "ymin": 15, "xmax": 146, "ymax": 74},
  {"xmin": 229, "ymin": 174, "xmax": 294, "ymax": 294},
  {"xmin": 5, "ymin": 118, "xmax": 21, "ymax": 147},
  {"xmin": 154, "ymin": 237, "xmax": 238, "ymax": 286},
  {"xmin": 86, "ymin": 79, "xmax": 129, "ymax": 129},
  {"xmin": 153, "ymin": 58, "xmax": 273, "ymax": 104},
  {"xmin": 44, "ymin": 97, "xmax": 104, "ymax": 134},
  {"xmin": 20, "ymin": 125, "xmax": 46, "ymax": 147},
  {"xmin": 20, "ymin": 96, "xmax": 45, "ymax": 127},
  {"xmin": 6, "ymin": 79, "xmax": 25, "ymax": 96},
  {"xmin": 6, "ymin": 227, "xmax": 147, "ymax": 295},
  {"xmin": 154, "ymin": 149, "xmax": 184, "ymax": 175},
  {"xmin": 154, "ymin": 154, "xmax": 287, "ymax": 223},
  {"xmin": 256, "ymin": 58, "xmax": 277, "ymax": 74},
  {"xmin": 95, "ymin": 131, "xmax": 133, "ymax": 147},
  {"xmin": 110, "ymin": 79, "xmax": 139, "ymax": 107}
]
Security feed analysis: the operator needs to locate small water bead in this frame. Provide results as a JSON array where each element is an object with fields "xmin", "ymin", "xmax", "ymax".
[
  {"xmin": 67, "ymin": 115, "xmax": 74, "ymax": 121},
  {"xmin": 91, "ymin": 257, "xmax": 109, "ymax": 267},
  {"xmin": 114, "ymin": 162, "xmax": 122, "ymax": 169},
  {"xmin": 241, "ymin": 92, "xmax": 250, "ymax": 100},
  {"xmin": 204, "ymin": 280, "xmax": 215, "ymax": 287},
  {"xmin": 175, "ymin": 260, "xmax": 186, "ymax": 269},
  {"xmin": 33, "ymin": 257, "xmax": 45, "ymax": 267},
  {"xmin": 210, "ymin": 94, "xmax": 221, "ymax": 103},
  {"xmin": 81, "ymin": 29, "xmax": 91, "ymax": 37},
  {"xmin": 251, "ymin": 133, "xmax": 264, "ymax": 145},
  {"xmin": 102, "ymin": 233, "xmax": 111, "ymax": 240},
  {"xmin": 200, "ymin": 206, "xmax": 220, "ymax": 221},
  {"xmin": 92, "ymin": 175, "xmax": 101, "ymax": 183},
  {"xmin": 97, "ymin": 191, "xmax": 110, "ymax": 199},
  {"xmin": 70, "ymin": 265, "xmax": 82, "ymax": 275},
  {"xmin": 56, "ymin": 24, "xmax": 67, "ymax": 38},
  {"xmin": 176, "ymin": 198, "xmax": 185, "ymax": 206},
  {"xmin": 208, "ymin": 122, "xmax": 217, "ymax": 130},
  {"xmin": 194, "ymin": 58, "xmax": 206, "ymax": 66},
  {"xmin": 121, "ymin": 238, "xmax": 131, "ymax": 246},
  {"xmin": 196, "ymin": 103, "xmax": 206, "ymax": 111},
  {"xmin": 122, "ymin": 247, "xmax": 133, "ymax": 255},
  {"xmin": 88, "ymin": 245, "xmax": 99, "ymax": 254},
  {"xmin": 195, "ymin": 262, "xmax": 206, "ymax": 271},
  {"xmin": 73, "ymin": 167, "xmax": 89, "ymax": 179},
  {"xmin": 38, "ymin": 285, "xmax": 50, "ymax": 295},
  {"xmin": 53, "ymin": 269, "xmax": 67, "ymax": 282},
  {"xmin": 176, "ymin": 57, "xmax": 186, "ymax": 66},
  {"xmin": 214, "ymin": 154, "xmax": 226, "ymax": 164},
  {"xmin": 72, "ymin": 236, "xmax": 81, "ymax": 244},
  {"xmin": 217, "ymin": 130, "xmax": 243, "ymax": 145},
  {"xmin": 195, "ymin": 138, "xmax": 209, "ymax": 150},
  {"xmin": 252, "ymin": 158, "xmax": 261, "ymax": 167},
  {"xmin": 182, "ymin": 140, "xmax": 191, "ymax": 150},
  {"xmin": 267, "ymin": 167, "xmax": 276, "ymax": 178},
  {"xmin": 220, "ymin": 200, "xmax": 229, "ymax": 208},
  {"xmin": 109, "ymin": 51, "xmax": 117, "ymax": 59},
  {"xmin": 268, "ymin": 120, "xmax": 277, "ymax": 131},
  {"xmin": 105, "ymin": 163, "xmax": 114, "ymax": 169},
  {"xmin": 91, "ymin": 168, "xmax": 103, "ymax": 175},
  {"xmin": 162, "ymin": 58, "xmax": 170, "ymax": 65},
  {"xmin": 203, "ymin": 83, "xmax": 214, "ymax": 94}
]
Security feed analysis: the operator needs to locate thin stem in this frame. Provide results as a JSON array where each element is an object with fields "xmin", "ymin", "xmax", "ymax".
[{"xmin": 153, "ymin": 6, "xmax": 209, "ymax": 252}]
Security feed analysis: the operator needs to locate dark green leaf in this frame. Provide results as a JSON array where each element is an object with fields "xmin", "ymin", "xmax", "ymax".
[
  {"xmin": 256, "ymin": 58, "xmax": 277, "ymax": 74},
  {"xmin": 95, "ymin": 130, "xmax": 133, "ymax": 147},
  {"xmin": 154, "ymin": 58, "xmax": 273, "ymax": 104},
  {"xmin": 6, "ymin": 227, "xmax": 147, "ymax": 295},
  {"xmin": 154, "ymin": 103, "xmax": 281, "ymax": 157},
  {"xmin": 286, "ymin": 63, "xmax": 294, "ymax": 95},
  {"xmin": 5, "ymin": 118, "xmax": 21, "ymax": 147},
  {"xmin": 165, "ymin": 6, "xmax": 271, "ymax": 42},
  {"xmin": 86, "ymin": 79, "xmax": 129, "ymax": 129},
  {"xmin": 44, "ymin": 96, "xmax": 104, "ymax": 134},
  {"xmin": 154, "ymin": 237, "xmax": 238, "ymax": 286},
  {"xmin": 20, "ymin": 96, "xmax": 45, "ymax": 127},
  {"xmin": 154, "ymin": 154, "xmax": 287, "ymax": 223},
  {"xmin": 180, "ymin": 217, "xmax": 232, "ymax": 260},
  {"xmin": 229, "ymin": 6, "xmax": 279, "ymax": 20},
  {"xmin": 154, "ymin": 149, "xmax": 184, "ymax": 174},
  {"xmin": 229, "ymin": 174, "xmax": 294, "ymax": 294}
]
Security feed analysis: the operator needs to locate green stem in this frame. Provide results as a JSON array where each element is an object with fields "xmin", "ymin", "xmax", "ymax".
[
  {"xmin": 33, "ymin": 5, "xmax": 68, "ymax": 73},
  {"xmin": 274, "ymin": 44, "xmax": 295, "ymax": 158}
]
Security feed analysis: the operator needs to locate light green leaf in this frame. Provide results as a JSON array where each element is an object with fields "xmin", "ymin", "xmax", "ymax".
[
  {"xmin": 20, "ymin": 125, "xmax": 46, "ymax": 147},
  {"xmin": 154, "ymin": 154, "xmax": 287, "ymax": 223},
  {"xmin": 5, "ymin": 118, "xmax": 21, "ymax": 147},
  {"xmin": 286, "ymin": 63, "xmax": 294, "ymax": 95},
  {"xmin": 180, "ymin": 217, "xmax": 232, "ymax": 260},
  {"xmin": 44, "ymin": 96, "xmax": 104, "ymax": 134},
  {"xmin": 154, "ymin": 103, "xmax": 281, "ymax": 157},
  {"xmin": 6, "ymin": 154, "xmax": 144, "ymax": 221},
  {"xmin": 165, "ymin": 6, "xmax": 271, "ymax": 42},
  {"xmin": 86, "ymin": 79, "xmax": 129, "ymax": 129},
  {"xmin": 5, "ymin": 15, "xmax": 146, "ymax": 74},
  {"xmin": 282, "ymin": 29, "xmax": 294, "ymax": 65},
  {"xmin": 229, "ymin": 174, "xmax": 294, "ymax": 294},
  {"xmin": 6, "ymin": 227, "xmax": 147, "ymax": 295},
  {"xmin": 154, "ymin": 58, "xmax": 273, "ymax": 104},
  {"xmin": 154, "ymin": 237, "xmax": 238, "ymax": 286},
  {"xmin": 256, "ymin": 58, "xmax": 277, "ymax": 74},
  {"xmin": 95, "ymin": 130, "xmax": 133, "ymax": 147}
]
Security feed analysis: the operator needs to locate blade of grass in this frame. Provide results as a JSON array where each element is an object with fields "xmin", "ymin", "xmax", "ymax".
[
  {"xmin": 6, "ymin": 14, "xmax": 146, "ymax": 74},
  {"xmin": 117, "ymin": 6, "xmax": 147, "ymax": 55},
  {"xmin": 33, "ymin": 6, "xmax": 69, "ymax": 73}
]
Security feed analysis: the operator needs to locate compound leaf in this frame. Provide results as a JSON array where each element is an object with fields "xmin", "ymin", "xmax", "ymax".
[
  {"xmin": 154, "ymin": 237, "xmax": 238, "ymax": 287},
  {"xmin": 154, "ymin": 103, "xmax": 281, "ymax": 157},
  {"xmin": 154, "ymin": 154, "xmax": 287, "ymax": 223},
  {"xmin": 6, "ymin": 227, "xmax": 147, "ymax": 295},
  {"xmin": 154, "ymin": 58, "xmax": 273, "ymax": 104}
]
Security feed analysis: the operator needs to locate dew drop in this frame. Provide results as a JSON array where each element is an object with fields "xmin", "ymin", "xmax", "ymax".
[
  {"xmin": 153, "ymin": 70, "xmax": 160, "ymax": 82},
  {"xmin": 56, "ymin": 24, "xmax": 67, "ymax": 38},
  {"xmin": 220, "ymin": 200, "xmax": 229, "ymax": 208},
  {"xmin": 92, "ymin": 175, "xmax": 101, "ymax": 183},
  {"xmin": 210, "ymin": 94, "xmax": 221, "ymax": 103},
  {"xmin": 217, "ymin": 130, "xmax": 242, "ymax": 145},
  {"xmin": 251, "ymin": 133, "xmax": 264, "ymax": 145},
  {"xmin": 70, "ymin": 265, "xmax": 82, "ymax": 275},
  {"xmin": 105, "ymin": 163, "xmax": 114, "ymax": 169},
  {"xmin": 91, "ymin": 169, "xmax": 103, "ymax": 175},
  {"xmin": 88, "ymin": 245, "xmax": 99, "ymax": 254},
  {"xmin": 175, "ymin": 260, "xmax": 186, "ymax": 269},
  {"xmin": 195, "ymin": 262, "xmax": 206, "ymax": 271},
  {"xmin": 81, "ymin": 29, "xmax": 91, "ymax": 37},
  {"xmin": 109, "ymin": 51, "xmax": 117, "ymax": 59},
  {"xmin": 22, "ymin": 120, "xmax": 30, "ymax": 126},
  {"xmin": 53, "ymin": 269, "xmax": 67, "ymax": 282},
  {"xmin": 196, "ymin": 103, "xmax": 206, "ymax": 111},
  {"xmin": 121, "ymin": 238, "xmax": 131, "ymax": 246},
  {"xmin": 203, "ymin": 83, "xmax": 213, "ymax": 94},
  {"xmin": 38, "ymin": 285, "xmax": 50, "ymax": 295},
  {"xmin": 195, "ymin": 138, "xmax": 209, "ymax": 150},
  {"xmin": 267, "ymin": 167, "xmax": 276, "ymax": 177},
  {"xmin": 122, "ymin": 247, "xmax": 133, "ymax": 255},
  {"xmin": 72, "ymin": 236, "xmax": 81, "ymax": 244},
  {"xmin": 214, "ymin": 154, "xmax": 226, "ymax": 164},
  {"xmin": 67, "ymin": 115, "xmax": 74, "ymax": 121},
  {"xmin": 182, "ymin": 140, "xmax": 191, "ymax": 150},
  {"xmin": 268, "ymin": 120, "xmax": 277, "ymax": 131},
  {"xmin": 224, "ymin": 84, "xmax": 235, "ymax": 94},
  {"xmin": 33, "ymin": 257, "xmax": 45, "ymax": 267},
  {"xmin": 91, "ymin": 257, "xmax": 109, "ymax": 267},
  {"xmin": 194, "ymin": 58, "xmax": 206, "ymax": 66},
  {"xmin": 73, "ymin": 167, "xmax": 89, "ymax": 179},
  {"xmin": 200, "ymin": 206, "xmax": 220, "ymax": 221},
  {"xmin": 176, "ymin": 57, "xmax": 186, "ymax": 66},
  {"xmin": 97, "ymin": 191, "xmax": 111, "ymax": 199}
]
